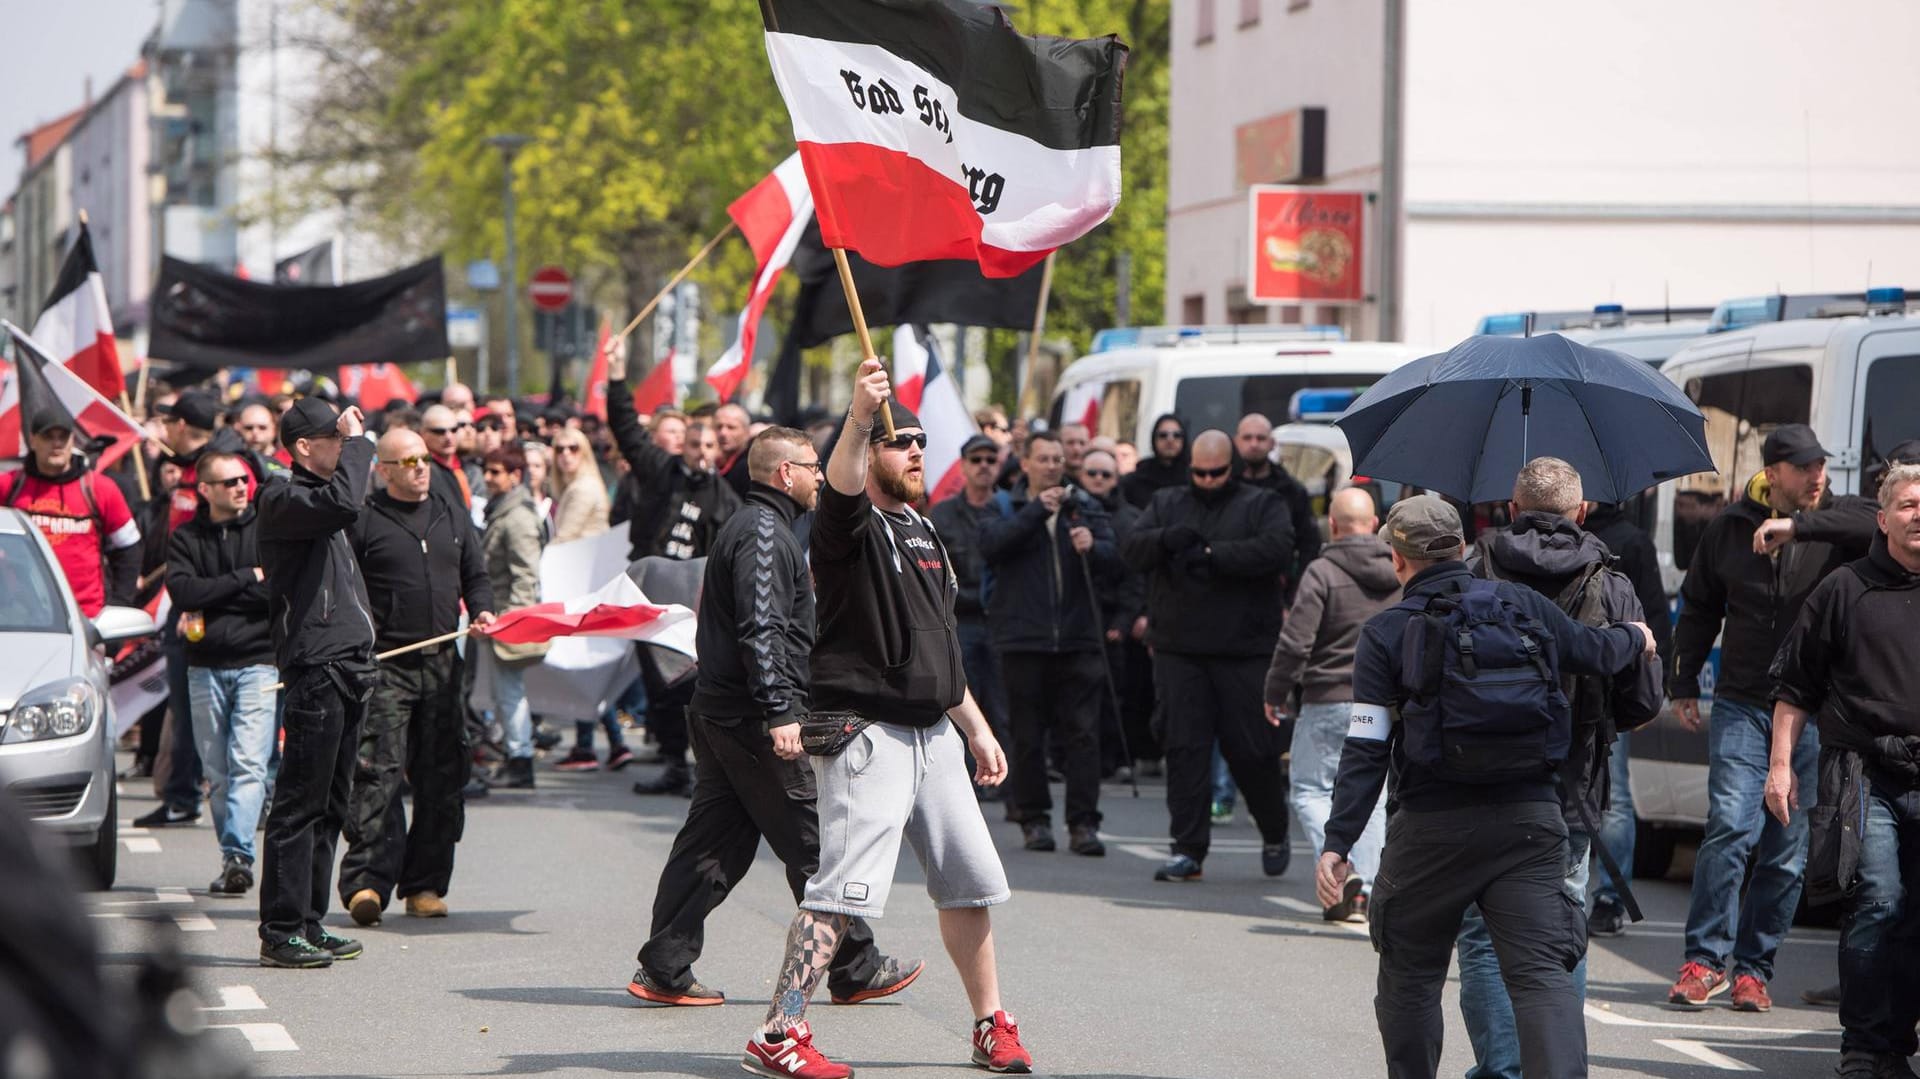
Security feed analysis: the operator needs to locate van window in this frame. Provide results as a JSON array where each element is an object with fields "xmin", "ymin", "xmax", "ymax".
[
  {"xmin": 1861, "ymin": 354, "xmax": 1920, "ymax": 472},
  {"xmin": 1173, "ymin": 373, "xmax": 1378, "ymax": 436},
  {"xmin": 1673, "ymin": 364, "xmax": 1812, "ymax": 567}
]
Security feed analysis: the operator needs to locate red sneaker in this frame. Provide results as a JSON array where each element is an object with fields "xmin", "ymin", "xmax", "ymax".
[
  {"xmin": 742, "ymin": 1022, "xmax": 851, "ymax": 1079},
  {"xmin": 1730, "ymin": 974, "xmax": 1772, "ymax": 1012},
  {"xmin": 1668, "ymin": 961, "xmax": 1729, "ymax": 1007},
  {"xmin": 971, "ymin": 1011, "xmax": 1033, "ymax": 1074}
]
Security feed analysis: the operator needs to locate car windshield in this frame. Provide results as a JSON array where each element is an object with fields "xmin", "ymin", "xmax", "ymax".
[
  {"xmin": 1173, "ymin": 372, "xmax": 1381, "ymax": 436},
  {"xmin": 0, "ymin": 533, "xmax": 69, "ymax": 634}
]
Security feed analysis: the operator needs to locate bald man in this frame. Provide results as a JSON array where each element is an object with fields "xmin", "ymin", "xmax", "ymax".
[
  {"xmin": 1263, "ymin": 487, "xmax": 1401, "ymax": 918},
  {"xmin": 1121, "ymin": 430, "xmax": 1297, "ymax": 883},
  {"xmin": 1233, "ymin": 413, "xmax": 1322, "ymax": 585},
  {"xmin": 420, "ymin": 404, "xmax": 472, "ymax": 510}
]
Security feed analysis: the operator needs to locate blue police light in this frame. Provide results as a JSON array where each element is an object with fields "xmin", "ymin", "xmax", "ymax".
[
  {"xmin": 1290, "ymin": 388, "xmax": 1363, "ymax": 423},
  {"xmin": 1708, "ymin": 296, "xmax": 1783, "ymax": 333},
  {"xmin": 1593, "ymin": 303, "xmax": 1625, "ymax": 315},
  {"xmin": 1866, "ymin": 286, "xmax": 1907, "ymax": 313},
  {"xmin": 1090, "ymin": 327, "xmax": 1142, "ymax": 352},
  {"xmin": 1478, "ymin": 314, "xmax": 1529, "ymax": 335}
]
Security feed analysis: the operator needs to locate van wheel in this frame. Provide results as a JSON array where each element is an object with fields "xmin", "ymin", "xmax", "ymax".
[
  {"xmin": 1633, "ymin": 820, "xmax": 1675, "ymax": 880},
  {"xmin": 86, "ymin": 786, "xmax": 118, "ymax": 890}
]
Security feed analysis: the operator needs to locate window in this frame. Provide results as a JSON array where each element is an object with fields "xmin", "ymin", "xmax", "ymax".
[
  {"xmin": 0, "ymin": 533, "xmax": 69, "ymax": 634},
  {"xmin": 1174, "ymin": 372, "xmax": 1382, "ymax": 439},
  {"xmin": 1672, "ymin": 364, "xmax": 1812, "ymax": 566},
  {"xmin": 1239, "ymin": 0, "xmax": 1261, "ymax": 27},
  {"xmin": 1861, "ymin": 354, "xmax": 1920, "ymax": 476},
  {"xmin": 1181, "ymin": 294, "xmax": 1206, "ymax": 325},
  {"xmin": 1196, "ymin": 0, "xmax": 1216, "ymax": 43}
]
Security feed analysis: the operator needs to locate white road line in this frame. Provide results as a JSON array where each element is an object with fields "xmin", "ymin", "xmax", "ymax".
[
  {"xmin": 173, "ymin": 912, "xmax": 216, "ymax": 932},
  {"xmin": 122, "ymin": 836, "xmax": 161, "ymax": 854},
  {"xmin": 1264, "ymin": 895, "xmax": 1372, "ymax": 937},
  {"xmin": 1583, "ymin": 1003, "xmax": 1836, "ymax": 1037},
  {"xmin": 202, "ymin": 986, "xmax": 267, "ymax": 1012},
  {"xmin": 1655, "ymin": 1039, "xmax": 1761, "ymax": 1071},
  {"xmin": 98, "ymin": 889, "xmax": 194, "ymax": 908},
  {"xmin": 208, "ymin": 1022, "xmax": 298, "ymax": 1052},
  {"xmin": 117, "ymin": 824, "xmax": 149, "ymax": 834}
]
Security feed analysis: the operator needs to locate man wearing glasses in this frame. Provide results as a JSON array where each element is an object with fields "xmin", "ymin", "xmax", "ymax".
[
  {"xmin": 338, "ymin": 427, "xmax": 495, "ymax": 928},
  {"xmin": 1121, "ymin": 430, "xmax": 1297, "ymax": 883},
  {"xmin": 419, "ymin": 404, "xmax": 474, "ymax": 512}
]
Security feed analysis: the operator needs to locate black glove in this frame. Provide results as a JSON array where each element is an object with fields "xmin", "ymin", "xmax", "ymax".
[
  {"xmin": 1161, "ymin": 524, "xmax": 1204, "ymax": 553},
  {"xmin": 1173, "ymin": 546, "xmax": 1211, "ymax": 578}
]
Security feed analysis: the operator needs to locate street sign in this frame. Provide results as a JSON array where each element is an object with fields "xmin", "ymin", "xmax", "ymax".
[
  {"xmin": 446, "ymin": 307, "xmax": 483, "ymax": 349},
  {"xmin": 466, "ymin": 260, "xmax": 501, "ymax": 291},
  {"xmin": 528, "ymin": 266, "xmax": 573, "ymax": 312}
]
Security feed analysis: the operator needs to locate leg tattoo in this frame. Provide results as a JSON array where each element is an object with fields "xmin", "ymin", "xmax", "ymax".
[{"xmin": 762, "ymin": 911, "xmax": 849, "ymax": 1034}]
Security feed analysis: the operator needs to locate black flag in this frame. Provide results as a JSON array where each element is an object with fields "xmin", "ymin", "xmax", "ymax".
[{"xmin": 783, "ymin": 220, "xmax": 1046, "ymax": 349}]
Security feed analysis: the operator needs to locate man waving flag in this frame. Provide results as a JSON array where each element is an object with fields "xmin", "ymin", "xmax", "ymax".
[{"xmin": 759, "ymin": 0, "xmax": 1127, "ymax": 277}]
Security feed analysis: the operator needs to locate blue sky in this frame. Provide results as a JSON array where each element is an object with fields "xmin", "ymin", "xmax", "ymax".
[{"xmin": 3, "ymin": 0, "xmax": 160, "ymax": 162}]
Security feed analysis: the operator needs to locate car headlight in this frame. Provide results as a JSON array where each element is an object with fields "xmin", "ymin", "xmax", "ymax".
[{"xmin": 4, "ymin": 679, "xmax": 99, "ymax": 743}]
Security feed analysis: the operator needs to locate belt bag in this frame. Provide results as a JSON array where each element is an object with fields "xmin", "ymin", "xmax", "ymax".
[{"xmin": 800, "ymin": 711, "xmax": 872, "ymax": 758}]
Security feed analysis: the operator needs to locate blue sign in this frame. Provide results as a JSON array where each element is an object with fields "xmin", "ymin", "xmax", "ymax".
[{"xmin": 466, "ymin": 260, "xmax": 501, "ymax": 291}]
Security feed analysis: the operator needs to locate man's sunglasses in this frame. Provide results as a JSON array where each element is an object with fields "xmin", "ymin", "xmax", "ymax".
[
  {"xmin": 380, "ymin": 455, "xmax": 432, "ymax": 468},
  {"xmin": 1190, "ymin": 465, "xmax": 1230, "ymax": 479},
  {"xmin": 1082, "ymin": 469, "xmax": 1116, "ymax": 479},
  {"xmin": 1154, "ymin": 429, "xmax": 1185, "ymax": 441},
  {"xmin": 879, "ymin": 432, "xmax": 928, "ymax": 450},
  {"xmin": 966, "ymin": 455, "xmax": 998, "ymax": 466},
  {"xmin": 203, "ymin": 475, "xmax": 248, "ymax": 490},
  {"xmin": 424, "ymin": 426, "xmax": 456, "ymax": 436}
]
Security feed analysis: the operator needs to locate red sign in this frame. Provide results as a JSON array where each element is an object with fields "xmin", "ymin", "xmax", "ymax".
[
  {"xmin": 1247, "ymin": 186, "xmax": 1364, "ymax": 305},
  {"xmin": 528, "ymin": 266, "xmax": 574, "ymax": 312}
]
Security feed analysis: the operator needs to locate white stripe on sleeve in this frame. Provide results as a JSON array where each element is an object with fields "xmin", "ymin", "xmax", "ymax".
[
  {"xmin": 1347, "ymin": 703, "xmax": 1392, "ymax": 742},
  {"xmin": 106, "ymin": 518, "xmax": 141, "ymax": 550}
]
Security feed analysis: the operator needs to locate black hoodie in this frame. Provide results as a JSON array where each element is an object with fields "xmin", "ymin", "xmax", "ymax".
[
  {"xmin": 350, "ymin": 488, "xmax": 493, "ymax": 653},
  {"xmin": 1121, "ymin": 478, "xmax": 1294, "ymax": 657},
  {"xmin": 165, "ymin": 502, "xmax": 272, "ymax": 668},
  {"xmin": 1119, "ymin": 413, "xmax": 1188, "ymax": 509}
]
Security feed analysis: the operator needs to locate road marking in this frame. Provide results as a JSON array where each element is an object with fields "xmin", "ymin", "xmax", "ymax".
[
  {"xmin": 1655, "ymin": 1039, "xmax": 1760, "ymax": 1071},
  {"xmin": 117, "ymin": 824, "xmax": 148, "ymax": 834},
  {"xmin": 173, "ymin": 912, "xmax": 216, "ymax": 932},
  {"xmin": 1583, "ymin": 1003, "xmax": 1836, "ymax": 1037},
  {"xmin": 208, "ymin": 1022, "xmax": 298, "ymax": 1052},
  {"xmin": 1265, "ymin": 895, "xmax": 1371, "ymax": 936},
  {"xmin": 99, "ymin": 888, "xmax": 193, "ymax": 908},
  {"xmin": 203, "ymin": 986, "xmax": 267, "ymax": 1012},
  {"xmin": 122, "ymin": 836, "xmax": 161, "ymax": 853}
]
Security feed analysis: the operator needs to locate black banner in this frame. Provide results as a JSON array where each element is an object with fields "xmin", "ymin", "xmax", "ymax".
[
  {"xmin": 273, "ymin": 241, "xmax": 337, "ymax": 286},
  {"xmin": 149, "ymin": 255, "xmax": 447, "ymax": 371}
]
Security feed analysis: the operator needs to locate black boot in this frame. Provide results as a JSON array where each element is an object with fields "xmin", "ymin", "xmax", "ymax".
[
  {"xmin": 495, "ymin": 757, "xmax": 535, "ymax": 789},
  {"xmin": 631, "ymin": 761, "xmax": 692, "ymax": 797}
]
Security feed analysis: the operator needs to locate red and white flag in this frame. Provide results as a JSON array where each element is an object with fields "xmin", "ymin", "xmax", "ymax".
[
  {"xmin": 890, "ymin": 325, "xmax": 926, "ymax": 411},
  {"xmin": 32, "ymin": 222, "xmax": 125, "ymax": 400},
  {"xmin": 336, "ymin": 363, "xmax": 417, "ymax": 411},
  {"xmin": 477, "ymin": 571, "xmax": 696, "ymax": 656},
  {"xmin": 761, "ymin": 0, "xmax": 1127, "ymax": 277},
  {"xmin": 706, "ymin": 154, "xmax": 815, "ymax": 401},
  {"xmin": 1, "ymin": 321, "xmax": 145, "ymax": 466},
  {"xmin": 632, "ymin": 349, "xmax": 679, "ymax": 416},
  {"xmin": 897, "ymin": 325, "xmax": 975, "ymax": 504},
  {"xmin": 583, "ymin": 318, "xmax": 615, "ymax": 420}
]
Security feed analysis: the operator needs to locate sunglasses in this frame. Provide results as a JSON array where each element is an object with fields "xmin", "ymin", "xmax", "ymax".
[
  {"xmin": 1190, "ymin": 465, "xmax": 1230, "ymax": 480},
  {"xmin": 879, "ymin": 432, "xmax": 928, "ymax": 451},
  {"xmin": 380, "ymin": 454, "xmax": 431, "ymax": 468},
  {"xmin": 203, "ymin": 475, "xmax": 248, "ymax": 490},
  {"xmin": 1155, "ymin": 430, "xmax": 1185, "ymax": 441},
  {"xmin": 476, "ymin": 420, "xmax": 503, "ymax": 432},
  {"xmin": 554, "ymin": 444, "xmax": 583, "ymax": 455},
  {"xmin": 966, "ymin": 455, "xmax": 998, "ymax": 466},
  {"xmin": 1082, "ymin": 469, "xmax": 1116, "ymax": 479},
  {"xmin": 425, "ymin": 426, "xmax": 455, "ymax": 436}
]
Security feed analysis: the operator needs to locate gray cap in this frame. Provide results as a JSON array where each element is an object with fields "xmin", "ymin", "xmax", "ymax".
[{"xmin": 1382, "ymin": 495, "xmax": 1466, "ymax": 560}]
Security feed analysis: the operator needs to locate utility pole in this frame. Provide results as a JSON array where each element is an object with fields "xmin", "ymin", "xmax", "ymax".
[
  {"xmin": 1377, "ymin": 0, "xmax": 1406, "ymax": 341},
  {"xmin": 487, "ymin": 134, "xmax": 533, "ymax": 394}
]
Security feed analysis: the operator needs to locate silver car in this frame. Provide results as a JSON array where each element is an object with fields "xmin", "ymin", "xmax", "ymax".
[{"xmin": 0, "ymin": 507, "xmax": 156, "ymax": 888}]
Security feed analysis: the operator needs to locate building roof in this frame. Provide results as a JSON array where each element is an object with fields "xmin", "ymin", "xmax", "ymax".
[{"xmin": 21, "ymin": 108, "xmax": 84, "ymax": 171}]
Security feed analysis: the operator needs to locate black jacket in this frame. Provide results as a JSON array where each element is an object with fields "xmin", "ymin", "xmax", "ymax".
[
  {"xmin": 1672, "ymin": 474, "xmax": 1869, "ymax": 706},
  {"xmin": 1323, "ymin": 561, "xmax": 1649, "ymax": 860},
  {"xmin": 689, "ymin": 486, "xmax": 814, "ymax": 728},
  {"xmin": 1584, "ymin": 502, "xmax": 1673, "ymax": 664},
  {"xmin": 1121, "ymin": 479, "xmax": 1293, "ymax": 657},
  {"xmin": 1091, "ymin": 490, "xmax": 1148, "ymax": 633},
  {"xmin": 1119, "ymin": 412, "xmax": 1187, "ymax": 509},
  {"xmin": 1472, "ymin": 512, "xmax": 1666, "ymax": 826},
  {"xmin": 257, "ymin": 438, "xmax": 377, "ymax": 672},
  {"xmin": 350, "ymin": 489, "xmax": 493, "ymax": 653},
  {"xmin": 929, "ymin": 492, "xmax": 999, "ymax": 619},
  {"xmin": 607, "ymin": 377, "xmax": 740, "ymax": 560},
  {"xmin": 1237, "ymin": 461, "xmax": 1323, "ymax": 575},
  {"xmin": 977, "ymin": 481, "xmax": 1120, "ymax": 653},
  {"xmin": 165, "ymin": 503, "xmax": 272, "ymax": 668}
]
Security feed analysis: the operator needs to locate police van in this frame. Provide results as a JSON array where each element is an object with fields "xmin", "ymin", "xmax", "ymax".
[
  {"xmin": 1477, "ymin": 304, "xmax": 1714, "ymax": 369},
  {"xmin": 1626, "ymin": 287, "xmax": 1920, "ymax": 872}
]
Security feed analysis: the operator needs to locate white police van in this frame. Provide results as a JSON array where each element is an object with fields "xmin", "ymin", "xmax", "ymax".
[{"xmin": 1477, "ymin": 304, "xmax": 1715, "ymax": 369}]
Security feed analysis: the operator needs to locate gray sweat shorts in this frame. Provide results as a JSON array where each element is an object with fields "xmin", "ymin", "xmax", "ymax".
[{"xmin": 801, "ymin": 716, "xmax": 1011, "ymax": 918}]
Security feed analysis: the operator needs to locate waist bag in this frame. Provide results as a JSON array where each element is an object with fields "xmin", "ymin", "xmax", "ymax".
[{"xmin": 800, "ymin": 711, "xmax": 873, "ymax": 758}]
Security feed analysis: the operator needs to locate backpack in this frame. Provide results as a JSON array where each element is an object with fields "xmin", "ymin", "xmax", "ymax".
[{"xmin": 1394, "ymin": 578, "xmax": 1570, "ymax": 784}]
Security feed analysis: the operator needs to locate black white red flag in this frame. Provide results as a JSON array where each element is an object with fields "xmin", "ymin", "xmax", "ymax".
[
  {"xmin": 759, "ymin": 0, "xmax": 1127, "ymax": 277},
  {"xmin": 0, "ymin": 321, "xmax": 145, "ymax": 465}
]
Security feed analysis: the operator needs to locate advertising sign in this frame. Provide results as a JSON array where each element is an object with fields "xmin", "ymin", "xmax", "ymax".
[{"xmin": 1247, "ymin": 186, "xmax": 1365, "ymax": 305}]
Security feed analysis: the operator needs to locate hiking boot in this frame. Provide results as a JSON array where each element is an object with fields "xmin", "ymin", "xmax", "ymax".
[
  {"xmin": 555, "ymin": 746, "xmax": 600, "ymax": 772},
  {"xmin": 496, "ymin": 757, "xmax": 536, "ymax": 789},
  {"xmin": 1153, "ymin": 854, "xmax": 1203, "ymax": 882},
  {"xmin": 209, "ymin": 856, "xmax": 254, "ymax": 897},
  {"xmin": 133, "ymin": 803, "xmax": 200, "ymax": 828},
  {"xmin": 347, "ymin": 888, "xmax": 383, "ymax": 927},
  {"xmin": 631, "ymin": 762, "xmax": 691, "ymax": 797},
  {"xmin": 1262, "ymin": 843, "xmax": 1291, "ymax": 878},
  {"xmin": 1068, "ymin": 825, "xmax": 1105, "ymax": 857},
  {"xmin": 1589, "ymin": 895, "xmax": 1627, "ymax": 937},
  {"xmin": 1667, "ymin": 961, "xmax": 1729, "ymax": 1007},
  {"xmin": 260, "ymin": 936, "xmax": 333, "ymax": 969},
  {"xmin": 606, "ymin": 746, "xmax": 637, "ymax": 771},
  {"xmin": 404, "ymin": 892, "xmax": 448, "ymax": 918},
  {"xmin": 313, "ymin": 928, "xmax": 363, "ymax": 960},
  {"xmin": 626, "ymin": 968, "xmax": 725, "ymax": 1006},
  {"xmin": 742, "ymin": 1021, "xmax": 850, "ymax": 1079},
  {"xmin": 1729, "ymin": 974, "xmax": 1771, "ymax": 1013},
  {"xmin": 1324, "ymin": 875, "xmax": 1364, "ymax": 922},
  {"xmin": 1020, "ymin": 820, "xmax": 1056, "ymax": 852},
  {"xmin": 1210, "ymin": 801, "xmax": 1233, "ymax": 825},
  {"xmin": 1802, "ymin": 981, "xmax": 1841, "ymax": 1007},
  {"xmin": 831, "ymin": 955, "xmax": 925, "ymax": 1005},
  {"xmin": 971, "ymin": 1010, "xmax": 1034, "ymax": 1074}
]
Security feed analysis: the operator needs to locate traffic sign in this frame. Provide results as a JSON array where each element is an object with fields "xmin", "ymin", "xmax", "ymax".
[{"xmin": 528, "ymin": 266, "xmax": 573, "ymax": 312}]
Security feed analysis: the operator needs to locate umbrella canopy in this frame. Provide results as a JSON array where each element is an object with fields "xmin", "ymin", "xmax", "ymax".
[{"xmin": 1335, "ymin": 334, "xmax": 1715, "ymax": 504}]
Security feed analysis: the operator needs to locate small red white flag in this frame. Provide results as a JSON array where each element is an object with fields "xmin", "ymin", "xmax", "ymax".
[
  {"xmin": 890, "ymin": 324, "xmax": 926, "ymax": 411},
  {"xmin": 33, "ymin": 222, "xmax": 126, "ymax": 399},
  {"xmin": 584, "ymin": 318, "xmax": 615, "ymax": 420},
  {"xmin": 898, "ymin": 325, "xmax": 974, "ymax": 505},
  {"xmin": 477, "ymin": 571, "xmax": 696, "ymax": 656},
  {"xmin": 1, "ymin": 320, "xmax": 145, "ymax": 466},
  {"xmin": 705, "ymin": 154, "xmax": 815, "ymax": 401}
]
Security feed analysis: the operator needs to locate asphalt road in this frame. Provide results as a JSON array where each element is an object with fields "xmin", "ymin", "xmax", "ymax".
[{"xmin": 91, "ymin": 753, "xmax": 1844, "ymax": 1078}]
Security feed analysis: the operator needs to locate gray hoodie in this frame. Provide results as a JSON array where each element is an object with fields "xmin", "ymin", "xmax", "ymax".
[{"xmin": 1264, "ymin": 533, "xmax": 1402, "ymax": 706}]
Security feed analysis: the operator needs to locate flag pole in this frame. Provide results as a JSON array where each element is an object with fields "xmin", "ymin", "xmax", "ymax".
[
  {"xmin": 612, "ymin": 222, "xmax": 737, "ymax": 346},
  {"xmin": 1022, "ymin": 251, "xmax": 1056, "ymax": 413},
  {"xmin": 121, "ymin": 387, "xmax": 151, "ymax": 502},
  {"xmin": 265, "ymin": 627, "xmax": 471, "ymax": 692},
  {"xmin": 831, "ymin": 247, "xmax": 896, "ymax": 438}
]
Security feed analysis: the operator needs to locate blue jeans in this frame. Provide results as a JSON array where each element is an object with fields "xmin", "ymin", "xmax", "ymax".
[
  {"xmin": 1682, "ymin": 697, "xmax": 1819, "ymax": 980},
  {"xmin": 1457, "ymin": 832, "xmax": 1592, "ymax": 1079},
  {"xmin": 495, "ymin": 662, "xmax": 533, "ymax": 761},
  {"xmin": 957, "ymin": 618, "xmax": 1007, "ymax": 742},
  {"xmin": 1594, "ymin": 733, "xmax": 1635, "ymax": 904},
  {"xmin": 1212, "ymin": 746, "xmax": 1237, "ymax": 810},
  {"xmin": 1289, "ymin": 701, "xmax": 1386, "ymax": 883},
  {"xmin": 187, "ymin": 665, "xmax": 278, "ymax": 864},
  {"xmin": 1839, "ymin": 778, "xmax": 1920, "ymax": 1057},
  {"xmin": 161, "ymin": 630, "xmax": 203, "ymax": 811}
]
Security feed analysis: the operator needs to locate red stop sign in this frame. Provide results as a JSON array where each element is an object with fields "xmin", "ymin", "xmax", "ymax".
[{"xmin": 528, "ymin": 266, "xmax": 573, "ymax": 312}]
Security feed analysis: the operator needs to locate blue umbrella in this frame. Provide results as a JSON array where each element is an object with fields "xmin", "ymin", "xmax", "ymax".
[{"xmin": 1334, "ymin": 334, "xmax": 1715, "ymax": 504}]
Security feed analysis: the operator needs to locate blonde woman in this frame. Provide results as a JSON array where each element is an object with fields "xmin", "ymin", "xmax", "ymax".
[
  {"xmin": 547, "ymin": 427, "xmax": 633, "ymax": 771},
  {"xmin": 521, "ymin": 442, "xmax": 554, "ymax": 529}
]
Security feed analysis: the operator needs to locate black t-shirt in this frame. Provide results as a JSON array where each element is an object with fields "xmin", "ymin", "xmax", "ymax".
[{"xmin": 809, "ymin": 483, "xmax": 965, "ymax": 727}]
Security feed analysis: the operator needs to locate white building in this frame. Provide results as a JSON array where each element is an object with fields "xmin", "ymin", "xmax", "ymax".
[{"xmin": 1166, "ymin": 0, "xmax": 1920, "ymax": 343}]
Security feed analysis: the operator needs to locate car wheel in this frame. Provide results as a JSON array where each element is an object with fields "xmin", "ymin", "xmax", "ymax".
[
  {"xmin": 1633, "ymin": 819, "xmax": 1676, "ymax": 880},
  {"xmin": 88, "ymin": 785, "xmax": 118, "ymax": 890}
]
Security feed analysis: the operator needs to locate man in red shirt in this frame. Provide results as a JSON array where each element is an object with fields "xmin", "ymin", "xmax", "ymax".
[{"xmin": 0, "ymin": 411, "xmax": 141, "ymax": 617}]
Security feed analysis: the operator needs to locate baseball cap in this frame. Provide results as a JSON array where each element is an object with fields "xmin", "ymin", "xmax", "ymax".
[
  {"xmin": 1382, "ymin": 495, "xmax": 1466, "ymax": 560},
  {"xmin": 1884, "ymin": 439, "xmax": 1920, "ymax": 467},
  {"xmin": 278, "ymin": 398, "xmax": 342, "ymax": 447},
  {"xmin": 27, "ymin": 406, "xmax": 73, "ymax": 437},
  {"xmin": 157, "ymin": 389, "xmax": 220, "ymax": 431},
  {"xmin": 870, "ymin": 402, "xmax": 923, "ymax": 443},
  {"xmin": 960, "ymin": 434, "xmax": 999, "ymax": 458},
  {"xmin": 1761, "ymin": 424, "xmax": 1829, "ymax": 467}
]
